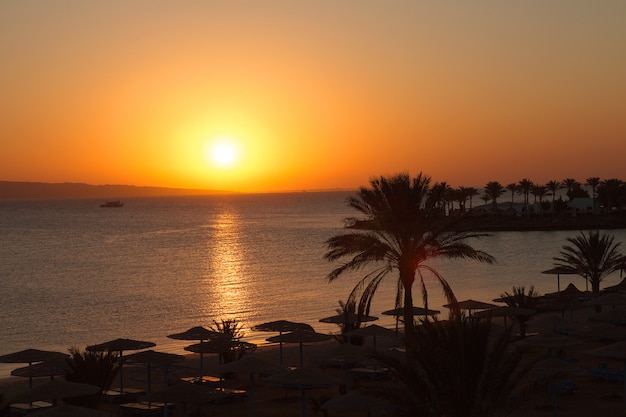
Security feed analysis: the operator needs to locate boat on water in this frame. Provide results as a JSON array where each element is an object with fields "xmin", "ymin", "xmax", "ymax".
[{"xmin": 100, "ymin": 200, "xmax": 124, "ymax": 208}]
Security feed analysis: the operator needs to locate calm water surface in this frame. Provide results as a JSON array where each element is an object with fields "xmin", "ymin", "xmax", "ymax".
[{"xmin": 1, "ymin": 192, "xmax": 625, "ymax": 377}]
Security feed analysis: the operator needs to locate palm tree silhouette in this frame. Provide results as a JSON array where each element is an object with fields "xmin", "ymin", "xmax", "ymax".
[
  {"xmin": 585, "ymin": 177, "xmax": 601, "ymax": 214},
  {"xmin": 324, "ymin": 173, "xmax": 494, "ymax": 352},
  {"xmin": 546, "ymin": 180, "xmax": 562, "ymax": 206},
  {"xmin": 553, "ymin": 231, "xmax": 625, "ymax": 294},
  {"xmin": 484, "ymin": 181, "xmax": 505, "ymax": 213},
  {"xmin": 506, "ymin": 183, "xmax": 518, "ymax": 208},
  {"xmin": 517, "ymin": 178, "xmax": 533, "ymax": 214}
]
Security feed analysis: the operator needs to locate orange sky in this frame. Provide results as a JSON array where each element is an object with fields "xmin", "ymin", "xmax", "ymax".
[{"xmin": 1, "ymin": 1, "xmax": 625, "ymax": 193}]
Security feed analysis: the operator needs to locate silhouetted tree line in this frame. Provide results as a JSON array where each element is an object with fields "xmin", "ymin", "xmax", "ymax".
[{"xmin": 432, "ymin": 177, "xmax": 625, "ymax": 215}]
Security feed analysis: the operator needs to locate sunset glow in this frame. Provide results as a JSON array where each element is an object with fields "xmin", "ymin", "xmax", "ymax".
[{"xmin": 1, "ymin": 2, "xmax": 625, "ymax": 193}]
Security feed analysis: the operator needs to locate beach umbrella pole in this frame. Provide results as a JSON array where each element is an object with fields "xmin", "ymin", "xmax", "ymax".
[{"xmin": 249, "ymin": 374, "xmax": 255, "ymax": 417}]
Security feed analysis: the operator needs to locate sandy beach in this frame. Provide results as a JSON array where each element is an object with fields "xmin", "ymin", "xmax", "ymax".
[{"xmin": 2, "ymin": 304, "xmax": 626, "ymax": 417}]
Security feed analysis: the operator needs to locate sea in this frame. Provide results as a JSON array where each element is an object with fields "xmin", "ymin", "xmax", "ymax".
[{"xmin": 1, "ymin": 191, "xmax": 625, "ymax": 378}]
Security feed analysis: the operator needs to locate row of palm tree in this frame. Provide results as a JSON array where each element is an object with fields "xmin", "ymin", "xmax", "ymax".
[
  {"xmin": 325, "ymin": 172, "xmax": 626, "ymax": 354},
  {"xmin": 439, "ymin": 177, "xmax": 625, "ymax": 214}
]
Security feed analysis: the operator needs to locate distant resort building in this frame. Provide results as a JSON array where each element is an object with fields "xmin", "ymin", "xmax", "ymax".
[{"xmin": 471, "ymin": 197, "xmax": 598, "ymax": 217}]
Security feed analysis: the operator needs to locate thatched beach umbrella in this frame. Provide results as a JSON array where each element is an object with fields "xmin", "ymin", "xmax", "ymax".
[
  {"xmin": 266, "ymin": 330, "xmax": 332, "ymax": 368},
  {"xmin": 123, "ymin": 350, "xmax": 185, "ymax": 402},
  {"xmin": 473, "ymin": 305, "xmax": 536, "ymax": 326},
  {"xmin": 542, "ymin": 266, "xmax": 577, "ymax": 293},
  {"xmin": 381, "ymin": 306, "xmax": 440, "ymax": 317},
  {"xmin": 0, "ymin": 349, "xmax": 68, "ymax": 389},
  {"xmin": 168, "ymin": 327, "xmax": 229, "ymax": 381},
  {"xmin": 184, "ymin": 339, "xmax": 257, "ymax": 388},
  {"xmin": 344, "ymin": 324, "xmax": 398, "ymax": 350},
  {"xmin": 603, "ymin": 277, "xmax": 626, "ymax": 293},
  {"xmin": 252, "ymin": 320, "xmax": 314, "ymax": 366},
  {"xmin": 11, "ymin": 358, "xmax": 70, "ymax": 379},
  {"xmin": 86, "ymin": 338, "xmax": 155, "ymax": 394},
  {"xmin": 443, "ymin": 299, "xmax": 497, "ymax": 316}
]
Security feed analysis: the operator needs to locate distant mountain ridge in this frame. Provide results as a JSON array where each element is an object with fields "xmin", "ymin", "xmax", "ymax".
[{"xmin": 0, "ymin": 181, "xmax": 235, "ymax": 200}]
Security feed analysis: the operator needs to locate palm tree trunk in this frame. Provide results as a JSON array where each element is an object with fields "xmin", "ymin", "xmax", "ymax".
[{"xmin": 403, "ymin": 285, "xmax": 416, "ymax": 355}]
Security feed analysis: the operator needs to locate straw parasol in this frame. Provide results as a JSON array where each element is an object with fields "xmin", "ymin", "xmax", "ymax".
[
  {"xmin": 252, "ymin": 320, "xmax": 314, "ymax": 366},
  {"xmin": 184, "ymin": 339, "xmax": 257, "ymax": 388},
  {"xmin": 168, "ymin": 327, "xmax": 229, "ymax": 380},
  {"xmin": 381, "ymin": 306, "xmax": 440, "ymax": 316},
  {"xmin": 123, "ymin": 350, "xmax": 185, "ymax": 401},
  {"xmin": 603, "ymin": 277, "xmax": 626, "ymax": 292},
  {"xmin": 344, "ymin": 324, "xmax": 399, "ymax": 350},
  {"xmin": 0, "ymin": 349, "xmax": 68, "ymax": 389},
  {"xmin": 542, "ymin": 266, "xmax": 577, "ymax": 293},
  {"xmin": 266, "ymin": 330, "xmax": 332, "ymax": 368},
  {"xmin": 11, "ymin": 359, "xmax": 70, "ymax": 379},
  {"xmin": 443, "ymin": 299, "xmax": 497, "ymax": 316},
  {"xmin": 86, "ymin": 338, "xmax": 155, "ymax": 394}
]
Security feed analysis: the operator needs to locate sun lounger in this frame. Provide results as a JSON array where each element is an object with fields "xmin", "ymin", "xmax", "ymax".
[
  {"xmin": 212, "ymin": 388, "xmax": 247, "ymax": 404},
  {"xmin": 179, "ymin": 375, "xmax": 222, "ymax": 385},
  {"xmin": 104, "ymin": 387, "xmax": 146, "ymax": 403},
  {"xmin": 348, "ymin": 367, "xmax": 392, "ymax": 380},
  {"xmin": 119, "ymin": 402, "xmax": 164, "ymax": 416},
  {"xmin": 9, "ymin": 401, "xmax": 53, "ymax": 416}
]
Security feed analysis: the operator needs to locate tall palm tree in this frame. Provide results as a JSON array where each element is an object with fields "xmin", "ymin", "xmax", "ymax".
[
  {"xmin": 517, "ymin": 178, "xmax": 533, "ymax": 214},
  {"xmin": 599, "ymin": 178, "xmax": 624, "ymax": 211},
  {"xmin": 484, "ymin": 181, "xmax": 505, "ymax": 213},
  {"xmin": 553, "ymin": 231, "xmax": 625, "ymax": 294},
  {"xmin": 325, "ymin": 173, "xmax": 495, "ymax": 348},
  {"xmin": 586, "ymin": 177, "xmax": 601, "ymax": 213},
  {"xmin": 466, "ymin": 187, "xmax": 479, "ymax": 209},
  {"xmin": 455, "ymin": 187, "xmax": 469, "ymax": 212},
  {"xmin": 562, "ymin": 178, "xmax": 578, "ymax": 201},
  {"xmin": 505, "ymin": 183, "xmax": 518, "ymax": 208},
  {"xmin": 546, "ymin": 180, "xmax": 562, "ymax": 205},
  {"xmin": 531, "ymin": 184, "xmax": 548, "ymax": 212}
]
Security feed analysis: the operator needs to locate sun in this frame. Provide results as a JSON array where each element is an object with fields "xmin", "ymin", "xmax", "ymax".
[
  {"xmin": 205, "ymin": 139, "xmax": 238, "ymax": 168},
  {"xmin": 213, "ymin": 144, "xmax": 235, "ymax": 165}
]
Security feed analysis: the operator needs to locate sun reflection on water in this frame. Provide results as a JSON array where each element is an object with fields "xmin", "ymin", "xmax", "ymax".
[{"xmin": 200, "ymin": 210, "xmax": 252, "ymax": 323}]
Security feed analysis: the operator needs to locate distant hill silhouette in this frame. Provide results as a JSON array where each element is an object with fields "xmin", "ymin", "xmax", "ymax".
[{"xmin": 0, "ymin": 181, "xmax": 236, "ymax": 200}]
